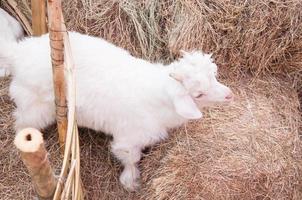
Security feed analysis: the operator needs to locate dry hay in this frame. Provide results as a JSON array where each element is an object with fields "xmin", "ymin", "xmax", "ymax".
[
  {"xmin": 1, "ymin": 75, "xmax": 301, "ymax": 199},
  {"xmin": 140, "ymin": 77, "xmax": 302, "ymax": 200},
  {"xmin": 163, "ymin": 0, "xmax": 302, "ymax": 88},
  {"xmin": 62, "ymin": 0, "xmax": 167, "ymax": 62}
]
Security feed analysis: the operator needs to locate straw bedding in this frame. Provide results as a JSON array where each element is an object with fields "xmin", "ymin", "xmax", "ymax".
[
  {"xmin": 0, "ymin": 75, "xmax": 301, "ymax": 199},
  {"xmin": 140, "ymin": 77, "xmax": 302, "ymax": 200},
  {"xmin": 0, "ymin": 0, "xmax": 302, "ymax": 199}
]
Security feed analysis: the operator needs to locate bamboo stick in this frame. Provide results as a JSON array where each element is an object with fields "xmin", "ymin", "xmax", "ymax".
[
  {"xmin": 14, "ymin": 128, "xmax": 57, "ymax": 200},
  {"xmin": 53, "ymin": 34, "xmax": 84, "ymax": 200},
  {"xmin": 46, "ymin": 1, "xmax": 84, "ymax": 198},
  {"xmin": 61, "ymin": 160, "xmax": 77, "ymax": 200},
  {"xmin": 47, "ymin": 0, "xmax": 68, "ymax": 152},
  {"xmin": 31, "ymin": 0, "xmax": 47, "ymax": 36}
]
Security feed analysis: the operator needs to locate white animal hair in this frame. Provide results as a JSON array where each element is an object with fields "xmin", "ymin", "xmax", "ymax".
[
  {"xmin": 0, "ymin": 8, "xmax": 24, "ymax": 76},
  {"xmin": 0, "ymin": 32, "xmax": 232, "ymax": 191}
]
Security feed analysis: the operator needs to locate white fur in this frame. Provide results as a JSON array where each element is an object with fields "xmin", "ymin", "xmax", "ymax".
[
  {"xmin": 14, "ymin": 128, "xmax": 43, "ymax": 153},
  {"xmin": 0, "ymin": 8, "xmax": 24, "ymax": 76},
  {"xmin": 0, "ymin": 32, "xmax": 232, "ymax": 190}
]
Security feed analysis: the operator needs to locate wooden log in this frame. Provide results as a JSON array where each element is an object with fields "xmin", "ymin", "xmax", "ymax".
[
  {"xmin": 14, "ymin": 128, "xmax": 57, "ymax": 200},
  {"xmin": 31, "ymin": 0, "xmax": 48, "ymax": 36},
  {"xmin": 47, "ymin": 0, "xmax": 68, "ymax": 152}
]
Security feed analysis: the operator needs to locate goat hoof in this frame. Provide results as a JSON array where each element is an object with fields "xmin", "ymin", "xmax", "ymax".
[
  {"xmin": 120, "ymin": 167, "xmax": 140, "ymax": 192},
  {"xmin": 122, "ymin": 179, "xmax": 140, "ymax": 192}
]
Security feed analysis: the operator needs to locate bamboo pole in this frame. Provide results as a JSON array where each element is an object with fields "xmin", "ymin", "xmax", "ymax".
[
  {"xmin": 31, "ymin": 0, "xmax": 47, "ymax": 36},
  {"xmin": 46, "ymin": 1, "xmax": 84, "ymax": 198},
  {"xmin": 47, "ymin": 0, "xmax": 68, "ymax": 152},
  {"xmin": 53, "ymin": 32, "xmax": 84, "ymax": 200},
  {"xmin": 14, "ymin": 128, "xmax": 57, "ymax": 200}
]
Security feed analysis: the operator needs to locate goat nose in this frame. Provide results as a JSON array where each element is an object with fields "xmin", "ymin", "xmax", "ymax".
[{"xmin": 225, "ymin": 92, "xmax": 233, "ymax": 100}]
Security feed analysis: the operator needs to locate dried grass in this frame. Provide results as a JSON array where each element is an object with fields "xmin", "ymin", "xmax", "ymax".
[
  {"xmin": 61, "ymin": 0, "xmax": 166, "ymax": 62},
  {"xmin": 140, "ymin": 77, "xmax": 302, "ymax": 200},
  {"xmin": 165, "ymin": 0, "xmax": 302, "ymax": 82},
  {"xmin": 1, "ymin": 75, "xmax": 301, "ymax": 200}
]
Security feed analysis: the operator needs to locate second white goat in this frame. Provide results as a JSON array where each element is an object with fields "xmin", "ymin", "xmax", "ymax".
[{"xmin": 0, "ymin": 8, "xmax": 24, "ymax": 76}]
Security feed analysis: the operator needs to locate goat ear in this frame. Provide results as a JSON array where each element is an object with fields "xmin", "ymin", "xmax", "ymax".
[
  {"xmin": 173, "ymin": 94, "xmax": 203, "ymax": 119},
  {"xmin": 169, "ymin": 72, "xmax": 184, "ymax": 82}
]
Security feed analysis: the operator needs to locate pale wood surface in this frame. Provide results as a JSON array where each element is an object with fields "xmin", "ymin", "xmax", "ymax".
[
  {"xmin": 47, "ymin": 0, "xmax": 68, "ymax": 152},
  {"xmin": 31, "ymin": 0, "xmax": 47, "ymax": 36}
]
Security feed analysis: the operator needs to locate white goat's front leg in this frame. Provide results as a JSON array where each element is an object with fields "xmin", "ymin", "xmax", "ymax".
[
  {"xmin": 111, "ymin": 141, "xmax": 142, "ymax": 191},
  {"xmin": 13, "ymin": 103, "xmax": 55, "ymax": 132}
]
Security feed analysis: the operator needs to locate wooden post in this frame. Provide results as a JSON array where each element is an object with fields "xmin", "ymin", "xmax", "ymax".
[
  {"xmin": 47, "ymin": 0, "xmax": 68, "ymax": 152},
  {"xmin": 31, "ymin": 0, "xmax": 47, "ymax": 36},
  {"xmin": 14, "ymin": 128, "xmax": 57, "ymax": 200}
]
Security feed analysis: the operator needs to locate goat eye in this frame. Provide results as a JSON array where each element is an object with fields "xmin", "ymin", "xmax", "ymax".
[{"xmin": 195, "ymin": 93, "xmax": 204, "ymax": 98}]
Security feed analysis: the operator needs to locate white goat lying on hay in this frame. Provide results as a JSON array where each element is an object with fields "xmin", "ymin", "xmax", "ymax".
[
  {"xmin": 0, "ymin": 32, "xmax": 233, "ymax": 191},
  {"xmin": 0, "ymin": 8, "xmax": 24, "ymax": 77}
]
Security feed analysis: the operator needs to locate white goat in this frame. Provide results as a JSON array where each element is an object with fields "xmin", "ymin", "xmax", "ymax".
[
  {"xmin": 0, "ymin": 32, "xmax": 233, "ymax": 191},
  {"xmin": 0, "ymin": 8, "xmax": 24, "ymax": 76}
]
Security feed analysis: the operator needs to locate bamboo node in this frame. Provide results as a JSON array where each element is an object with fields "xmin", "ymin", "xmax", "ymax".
[{"xmin": 49, "ymin": 27, "xmax": 67, "ymax": 32}]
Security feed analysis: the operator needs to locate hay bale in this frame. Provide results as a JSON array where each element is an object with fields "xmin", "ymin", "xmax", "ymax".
[
  {"xmin": 163, "ymin": 0, "xmax": 302, "ymax": 88},
  {"xmin": 140, "ymin": 77, "xmax": 302, "ymax": 200},
  {"xmin": 62, "ymin": 0, "xmax": 167, "ymax": 61}
]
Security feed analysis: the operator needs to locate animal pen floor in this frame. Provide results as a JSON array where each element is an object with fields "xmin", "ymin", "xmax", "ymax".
[{"xmin": 0, "ymin": 75, "xmax": 301, "ymax": 200}]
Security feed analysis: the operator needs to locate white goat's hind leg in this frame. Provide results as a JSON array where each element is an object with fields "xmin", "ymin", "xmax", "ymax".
[{"xmin": 111, "ymin": 141, "xmax": 142, "ymax": 191}]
